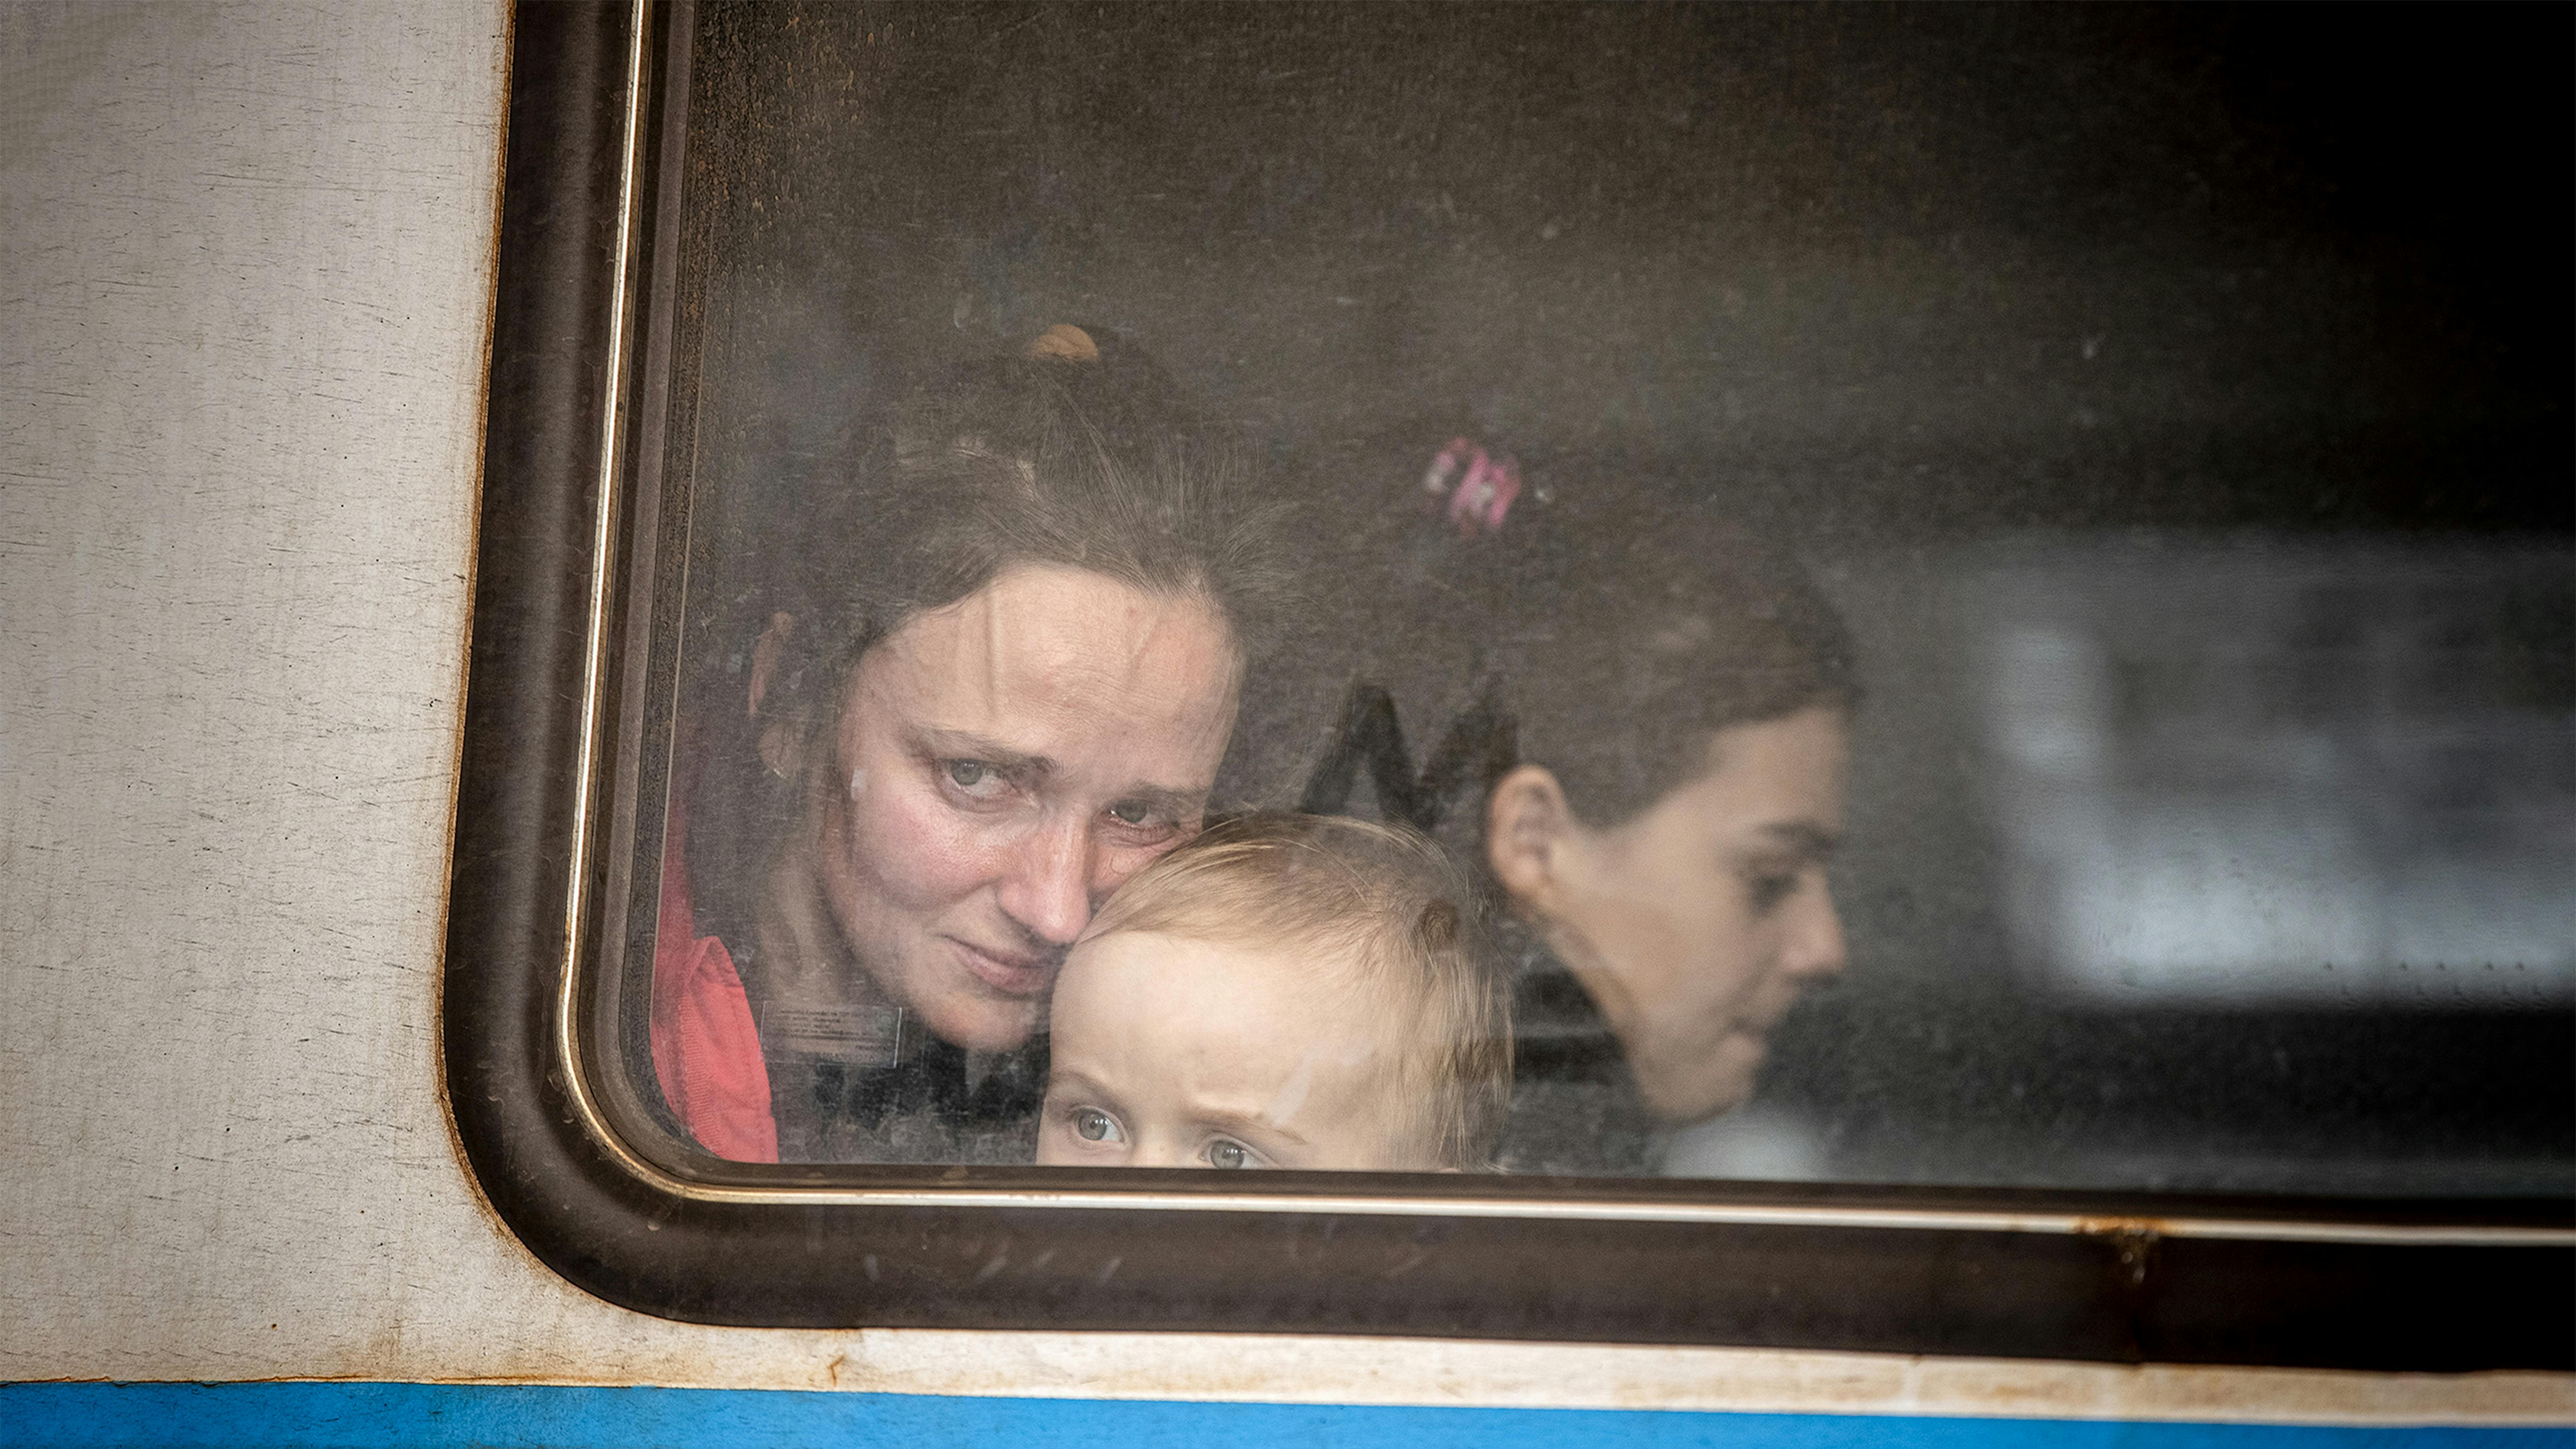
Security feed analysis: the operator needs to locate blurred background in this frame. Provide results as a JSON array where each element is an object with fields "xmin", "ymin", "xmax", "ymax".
[{"xmin": 670, "ymin": 2, "xmax": 2571, "ymax": 1197}]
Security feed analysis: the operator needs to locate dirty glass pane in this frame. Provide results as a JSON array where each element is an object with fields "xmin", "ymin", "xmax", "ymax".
[{"xmin": 622, "ymin": 2, "xmax": 2571, "ymax": 1194}]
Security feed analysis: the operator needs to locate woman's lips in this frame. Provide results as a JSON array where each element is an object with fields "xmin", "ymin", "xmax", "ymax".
[{"xmin": 950, "ymin": 938, "xmax": 1057, "ymax": 997}]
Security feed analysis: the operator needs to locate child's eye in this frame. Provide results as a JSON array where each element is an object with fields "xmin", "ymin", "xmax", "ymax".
[
  {"xmin": 1070, "ymin": 1107, "xmax": 1123, "ymax": 1144},
  {"xmin": 1204, "ymin": 1138, "xmax": 1263, "ymax": 1170}
]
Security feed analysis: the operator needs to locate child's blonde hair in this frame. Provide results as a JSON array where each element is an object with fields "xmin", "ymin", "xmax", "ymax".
[{"xmin": 1080, "ymin": 813, "xmax": 1512, "ymax": 1168}]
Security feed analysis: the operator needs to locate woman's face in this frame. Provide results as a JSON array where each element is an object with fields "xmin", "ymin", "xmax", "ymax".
[
  {"xmin": 1514, "ymin": 706, "xmax": 1851, "ymax": 1124},
  {"xmin": 803, "ymin": 564, "xmax": 1243, "ymax": 1052}
]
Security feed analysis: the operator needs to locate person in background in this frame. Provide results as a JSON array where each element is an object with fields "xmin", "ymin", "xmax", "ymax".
[
  {"xmin": 1302, "ymin": 461, "xmax": 1858, "ymax": 1175},
  {"xmin": 656, "ymin": 325, "xmax": 1287, "ymax": 1163}
]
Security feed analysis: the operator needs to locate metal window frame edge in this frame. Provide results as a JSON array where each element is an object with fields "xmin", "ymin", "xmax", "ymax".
[{"xmin": 443, "ymin": 0, "xmax": 2576, "ymax": 1368}]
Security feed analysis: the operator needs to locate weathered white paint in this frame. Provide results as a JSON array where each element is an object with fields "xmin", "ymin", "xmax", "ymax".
[{"xmin": 0, "ymin": 3, "xmax": 2566, "ymax": 1425}]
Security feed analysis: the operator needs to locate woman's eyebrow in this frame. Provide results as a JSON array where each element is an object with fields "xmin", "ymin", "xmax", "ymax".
[
  {"xmin": 1754, "ymin": 820, "xmax": 1842, "ymax": 861},
  {"xmin": 1115, "ymin": 782, "xmax": 1208, "ymax": 817},
  {"xmin": 913, "ymin": 730, "xmax": 1206, "ymax": 809},
  {"xmin": 914, "ymin": 728, "xmax": 1051, "ymax": 780}
]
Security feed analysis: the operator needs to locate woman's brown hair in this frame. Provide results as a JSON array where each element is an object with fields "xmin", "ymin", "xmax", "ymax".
[{"xmin": 684, "ymin": 330, "xmax": 1288, "ymax": 946}]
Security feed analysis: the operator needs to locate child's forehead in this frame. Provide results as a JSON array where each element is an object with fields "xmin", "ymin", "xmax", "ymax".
[
  {"xmin": 1071, "ymin": 924, "xmax": 1419, "ymax": 1018},
  {"xmin": 1052, "ymin": 921, "xmax": 1455, "ymax": 1163},
  {"xmin": 1080, "ymin": 922, "xmax": 1352, "ymax": 975}
]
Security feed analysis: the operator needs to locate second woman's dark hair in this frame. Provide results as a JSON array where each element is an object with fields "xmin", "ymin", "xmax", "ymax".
[
  {"xmin": 1487, "ymin": 491, "xmax": 1859, "ymax": 826},
  {"xmin": 1303, "ymin": 467, "xmax": 1858, "ymax": 836}
]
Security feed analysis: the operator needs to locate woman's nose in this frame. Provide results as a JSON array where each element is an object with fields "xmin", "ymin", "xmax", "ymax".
[
  {"xmin": 995, "ymin": 818, "xmax": 1095, "ymax": 947},
  {"xmin": 1785, "ymin": 879, "xmax": 1849, "ymax": 981}
]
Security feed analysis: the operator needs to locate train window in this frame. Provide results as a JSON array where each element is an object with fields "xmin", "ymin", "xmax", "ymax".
[{"xmin": 445, "ymin": 1, "xmax": 2573, "ymax": 1360}]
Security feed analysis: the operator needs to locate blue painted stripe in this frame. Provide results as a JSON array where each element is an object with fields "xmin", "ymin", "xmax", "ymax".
[{"xmin": 0, "ymin": 1383, "xmax": 2565, "ymax": 1448}]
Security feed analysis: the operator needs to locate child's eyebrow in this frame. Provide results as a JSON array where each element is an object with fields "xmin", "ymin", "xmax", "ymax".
[
  {"xmin": 1044, "ymin": 1068, "xmax": 1116, "ymax": 1101},
  {"xmin": 1201, "ymin": 1107, "xmax": 1308, "ymax": 1146}
]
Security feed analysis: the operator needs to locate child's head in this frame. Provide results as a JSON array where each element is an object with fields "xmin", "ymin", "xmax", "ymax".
[{"xmin": 1036, "ymin": 813, "xmax": 1509, "ymax": 1171}]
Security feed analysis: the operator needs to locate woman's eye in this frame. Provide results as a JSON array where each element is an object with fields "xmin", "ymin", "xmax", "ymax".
[
  {"xmin": 1071, "ymin": 1107, "xmax": 1122, "ymax": 1143},
  {"xmin": 1105, "ymin": 800, "xmax": 1152, "ymax": 827},
  {"xmin": 1746, "ymin": 872, "xmax": 1801, "ymax": 915},
  {"xmin": 1205, "ymin": 1138, "xmax": 1258, "ymax": 1170}
]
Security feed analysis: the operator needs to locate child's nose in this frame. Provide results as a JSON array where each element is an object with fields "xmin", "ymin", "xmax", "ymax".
[{"xmin": 1124, "ymin": 1136, "xmax": 1196, "ymax": 1170}]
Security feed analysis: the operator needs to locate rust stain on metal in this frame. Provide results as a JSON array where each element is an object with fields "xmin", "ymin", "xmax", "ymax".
[
  {"xmin": 2072, "ymin": 1217, "xmax": 2167, "ymax": 1290},
  {"xmin": 2070, "ymin": 1216, "xmax": 2176, "ymax": 1238}
]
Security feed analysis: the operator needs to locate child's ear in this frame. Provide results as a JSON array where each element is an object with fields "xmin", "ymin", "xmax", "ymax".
[{"xmin": 1485, "ymin": 763, "xmax": 1576, "ymax": 910}]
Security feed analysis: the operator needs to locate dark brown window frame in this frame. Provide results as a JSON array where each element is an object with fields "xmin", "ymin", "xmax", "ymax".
[{"xmin": 440, "ymin": 0, "xmax": 2574, "ymax": 1367}]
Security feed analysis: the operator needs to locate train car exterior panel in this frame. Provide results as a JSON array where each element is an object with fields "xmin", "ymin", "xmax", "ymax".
[{"xmin": 2, "ymin": 5, "xmax": 2568, "ymax": 1443}]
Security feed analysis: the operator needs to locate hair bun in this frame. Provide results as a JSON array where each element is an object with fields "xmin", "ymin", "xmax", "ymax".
[{"xmin": 1023, "ymin": 324, "xmax": 1100, "ymax": 363}]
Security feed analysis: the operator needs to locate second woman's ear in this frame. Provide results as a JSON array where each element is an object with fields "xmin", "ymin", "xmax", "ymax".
[{"xmin": 1485, "ymin": 763, "xmax": 1576, "ymax": 908}]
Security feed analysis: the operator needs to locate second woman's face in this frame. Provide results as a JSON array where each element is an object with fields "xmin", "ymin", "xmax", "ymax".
[
  {"xmin": 810, "ymin": 564, "xmax": 1243, "ymax": 1052},
  {"xmin": 1538, "ymin": 707, "xmax": 1852, "ymax": 1124}
]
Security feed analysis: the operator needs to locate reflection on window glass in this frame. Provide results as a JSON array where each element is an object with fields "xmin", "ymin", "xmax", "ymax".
[
  {"xmin": 629, "ymin": 3, "xmax": 2570, "ymax": 1196},
  {"xmin": 1971, "ymin": 542, "xmax": 2574, "ymax": 1008}
]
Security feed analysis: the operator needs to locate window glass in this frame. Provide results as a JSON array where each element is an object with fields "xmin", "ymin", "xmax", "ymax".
[{"xmin": 619, "ymin": 2, "xmax": 2571, "ymax": 1195}]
